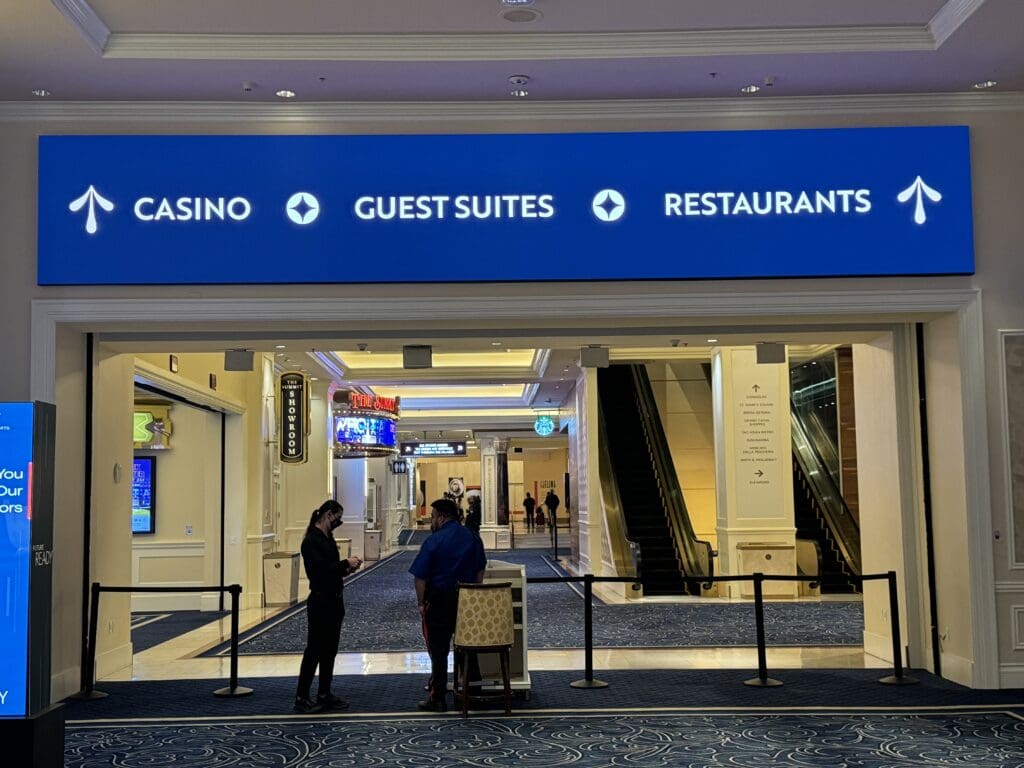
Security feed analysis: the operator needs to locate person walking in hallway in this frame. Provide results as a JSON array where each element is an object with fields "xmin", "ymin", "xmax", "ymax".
[
  {"xmin": 295, "ymin": 499, "xmax": 363, "ymax": 713},
  {"xmin": 523, "ymin": 492, "xmax": 536, "ymax": 532},
  {"xmin": 544, "ymin": 489, "xmax": 560, "ymax": 532},
  {"xmin": 410, "ymin": 498, "xmax": 487, "ymax": 711}
]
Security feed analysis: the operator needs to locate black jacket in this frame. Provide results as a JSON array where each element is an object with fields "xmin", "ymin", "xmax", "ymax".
[{"xmin": 301, "ymin": 527, "xmax": 354, "ymax": 594}]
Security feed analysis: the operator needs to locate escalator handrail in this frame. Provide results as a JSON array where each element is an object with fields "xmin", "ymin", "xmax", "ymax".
[
  {"xmin": 791, "ymin": 404, "xmax": 861, "ymax": 576},
  {"xmin": 597, "ymin": 401, "xmax": 641, "ymax": 580},
  {"xmin": 630, "ymin": 365, "xmax": 715, "ymax": 580}
]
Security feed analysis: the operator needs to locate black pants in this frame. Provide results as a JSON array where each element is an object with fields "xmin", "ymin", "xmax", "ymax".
[
  {"xmin": 296, "ymin": 591, "xmax": 345, "ymax": 699},
  {"xmin": 525, "ymin": 511, "xmax": 534, "ymax": 532},
  {"xmin": 423, "ymin": 590, "xmax": 458, "ymax": 703}
]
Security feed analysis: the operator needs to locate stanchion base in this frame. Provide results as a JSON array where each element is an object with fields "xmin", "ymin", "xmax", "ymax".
[
  {"xmin": 743, "ymin": 677, "xmax": 784, "ymax": 687},
  {"xmin": 213, "ymin": 685, "xmax": 254, "ymax": 698},
  {"xmin": 570, "ymin": 679, "xmax": 609, "ymax": 689},
  {"xmin": 878, "ymin": 674, "xmax": 919, "ymax": 686},
  {"xmin": 68, "ymin": 690, "xmax": 109, "ymax": 700}
]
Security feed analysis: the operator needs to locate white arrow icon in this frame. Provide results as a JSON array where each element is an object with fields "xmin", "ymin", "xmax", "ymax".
[
  {"xmin": 897, "ymin": 176, "xmax": 941, "ymax": 225},
  {"xmin": 68, "ymin": 185, "xmax": 115, "ymax": 234}
]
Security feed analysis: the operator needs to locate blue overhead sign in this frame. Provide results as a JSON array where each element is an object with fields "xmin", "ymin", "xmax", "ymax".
[
  {"xmin": 38, "ymin": 127, "xmax": 974, "ymax": 285},
  {"xmin": 0, "ymin": 403, "xmax": 34, "ymax": 718}
]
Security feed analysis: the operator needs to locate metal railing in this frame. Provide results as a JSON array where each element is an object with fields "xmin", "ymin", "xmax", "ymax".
[
  {"xmin": 526, "ymin": 570, "xmax": 916, "ymax": 689},
  {"xmin": 71, "ymin": 582, "xmax": 252, "ymax": 701}
]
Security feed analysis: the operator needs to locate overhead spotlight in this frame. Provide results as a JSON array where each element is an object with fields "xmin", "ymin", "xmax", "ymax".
[
  {"xmin": 32, "ymin": 88, "xmax": 51, "ymax": 97},
  {"xmin": 275, "ymin": 344, "xmax": 286, "ymax": 349},
  {"xmin": 508, "ymin": 74, "xmax": 531, "ymax": 86},
  {"xmin": 510, "ymin": 89, "xmax": 529, "ymax": 98},
  {"xmin": 973, "ymin": 80, "xmax": 997, "ymax": 90},
  {"xmin": 276, "ymin": 89, "xmax": 296, "ymax": 99},
  {"xmin": 740, "ymin": 84, "xmax": 761, "ymax": 94}
]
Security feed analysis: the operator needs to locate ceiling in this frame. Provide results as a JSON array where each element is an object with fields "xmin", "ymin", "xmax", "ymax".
[
  {"xmin": 1, "ymin": 0, "xmax": 1020, "ymax": 102},
  {"xmin": 118, "ymin": 324, "xmax": 892, "ymax": 436}
]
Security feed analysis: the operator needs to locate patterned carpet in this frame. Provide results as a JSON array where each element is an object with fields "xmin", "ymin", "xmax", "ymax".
[
  {"xmin": 131, "ymin": 610, "xmax": 227, "ymax": 653},
  {"xmin": 209, "ymin": 550, "xmax": 863, "ymax": 656},
  {"xmin": 64, "ymin": 710, "xmax": 1024, "ymax": 767}
]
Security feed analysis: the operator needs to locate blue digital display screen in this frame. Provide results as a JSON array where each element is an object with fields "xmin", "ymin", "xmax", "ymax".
[
  {"xmin": 132, "ymin": 457, "xmax": 155, "ymax": 534},
  {"xmin": 37, "ymin": 127, "xmax": 974, "ymax": 285},
  {"xmin": 0, "ymin": 403, "xmax": 33, "ymax": 718},
  {"xmin": 334, "ymin": 416, "xmax": 397, "ymax": 448}
]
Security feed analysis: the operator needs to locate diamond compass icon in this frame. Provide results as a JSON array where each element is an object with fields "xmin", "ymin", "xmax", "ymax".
[
  {"xmin": 591, "ymin": 189, "xmax": 626, "ymax": 222},
  {"xmin": 286, "ymin": 192, "xmax": 320, "ymax": 225}
]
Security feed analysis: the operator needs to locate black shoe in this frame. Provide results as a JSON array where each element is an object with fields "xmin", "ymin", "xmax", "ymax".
[
  {"xmin": 294, "ymin": 696, "xmax": 324, "ymax": 714},
  {"xmin": 417, "ymin": 698, "xmax": 447, "ymax": 713},
  {"xmin": 317, "ymin": 693, "xmax": 350, "ymax": 711}
]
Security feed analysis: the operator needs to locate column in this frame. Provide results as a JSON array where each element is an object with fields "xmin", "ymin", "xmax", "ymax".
[
  {"xmin": 712, "ymin": 346, "xmax": 797, "ymax": 597},
  {"xmin": 479, "ymin": 437, "xmax": 511, "ymax": 550},
  {"xmin": 332, "ymin": 457, "xmax": 368, "ymax": 559}
]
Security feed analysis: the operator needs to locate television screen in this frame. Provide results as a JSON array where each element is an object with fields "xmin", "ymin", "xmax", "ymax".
[
  {"xmin": 334, "ymin": 415, "xmax": 397, "ymax": 448},
  {"xmin": 132, "ymin": 456, "xmax": 156, "ymax": 534}
]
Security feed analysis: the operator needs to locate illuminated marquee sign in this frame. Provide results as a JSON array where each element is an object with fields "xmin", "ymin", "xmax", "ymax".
[
  {"xmin": 400, "ymin": 441, "xmax": 467, "ymax": 457},
  {"xmin": 333, "ymin": 389, "xmax": 401, "ymax": 416},
  {"xmin": 38, "ymin": 128, "xmax": 974, "ymax": 285},
  {"xmin": 279, "ymin": 373, "xmax": 310, "ymax": 464}
]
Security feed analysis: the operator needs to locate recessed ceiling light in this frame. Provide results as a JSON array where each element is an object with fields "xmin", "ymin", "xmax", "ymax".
[
  {"xmin": 973, "ymin": 80, "xmax": 997, "ymax": 90},
  {"xmin": 491, "ymin": 341, "xmax": 503, "ymax": 346},
  {"xmin": 31, "ymin": 89, "xmax": 51, "ymax": 97},
  {"xmin": 276, "ymin": 89, "xmax": 296, "ymax": 99},
  {"xmin": 275, "ymin": 344, "xmax": 286, "ymax": 349},
  {"xmin": 510, "ymin": 89, "xmax": 529, "ymax": 98},
  {"xmin": 310, "ymin": 377, "xmax": 318, "ymax": 381},
  {"xmin": 502, "ymin": 0, "xmax": 534, "ymax": 5},
  {"xmin": 508, "ymin": 74, "xmax": 530, "ymax": 86},
  {"xmin": 707, "ymin": 338, "xmax": 719, "ymax": 343},
  {"xmin": 740, "ymin": 85, "xmax": 760, "ymax": 94}
]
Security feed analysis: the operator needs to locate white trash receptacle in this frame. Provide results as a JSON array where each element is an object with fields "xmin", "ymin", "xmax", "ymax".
[
  {"xmin": 263, "ymin": 552, "xmax": 300, "ymax": 606},
  {"xmin": 364, "ymin": 529, "xmax": 381, "ymax": 561}
]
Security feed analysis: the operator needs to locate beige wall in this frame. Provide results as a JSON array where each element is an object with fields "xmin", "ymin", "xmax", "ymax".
[
  {"xmin": 90, "ymin": 348, "xmax": 134, "ymax": 680},
  {"xmin": 853, "ymin": 337, "xmax": 915, "ymax": 669},
  {"xmin": 650, "ymin": 361, "xmax": 717, "ymax": 547},
  {"xmin": 924, "ymin": 313, "xmax": 976, "ymax": 684}
]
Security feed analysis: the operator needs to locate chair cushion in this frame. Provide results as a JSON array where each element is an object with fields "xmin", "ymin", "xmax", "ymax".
[{"xmin": 455, "ymin": 587, "xmax": 514, "ymax": 647}]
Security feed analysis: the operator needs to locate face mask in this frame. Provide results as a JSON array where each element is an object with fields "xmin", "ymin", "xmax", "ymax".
[{"xmin": 330, "ymin": 515, "xmax": 342, "ymax": 531}]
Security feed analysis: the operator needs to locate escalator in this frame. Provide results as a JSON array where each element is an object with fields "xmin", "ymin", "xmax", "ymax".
[
  {"xmin": 597, "ymin": 364, "xmax": 713, "ymax": 596},
  {"xmin": 790, "ymin": 358, "xmax": 862, "ymax": 593}
]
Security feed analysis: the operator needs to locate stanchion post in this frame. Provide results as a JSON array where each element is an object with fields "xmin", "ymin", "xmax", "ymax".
[
  {"xmin": 879, "ymin": 570, "xmax": 918, "ymax": 685},
  {"xmin": 70, "ymin": 582, "xmax": 108, "ymax": 700},
  {"xmin": 214, "ymin": 584, "xmax": 254, "ymax": 697},
  {"xmin": 571, "ymin": 574, "xmax": 608, "ymax": 689},
  {"xmin": 744, "ymin": 573, "xmax": 783, "ymax": 687}
]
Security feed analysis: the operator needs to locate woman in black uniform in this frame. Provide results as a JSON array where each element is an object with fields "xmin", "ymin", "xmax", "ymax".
[{"xmin": 294, "ymin": 499, "xmax": 362, "ymax": 713}]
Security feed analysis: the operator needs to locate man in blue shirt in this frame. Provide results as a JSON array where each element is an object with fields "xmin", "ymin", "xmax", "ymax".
[{"xmin": 410, "ymin": 497, "xmax": 487, "ymax": 711}]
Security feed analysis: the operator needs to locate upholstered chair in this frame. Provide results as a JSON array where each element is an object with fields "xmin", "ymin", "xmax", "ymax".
[{"xmin": 453, "ymin": 581, "xmax": 514, "ymax": 717}]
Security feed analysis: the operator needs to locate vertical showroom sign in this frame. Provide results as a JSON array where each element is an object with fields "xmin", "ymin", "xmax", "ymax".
[
  {"xmin": 278, "ymin": 374, "xmax": 310, "ymax": 464},
  {"xmin": 0, "ymin": 402, "xmax": 55, "ymax": 719}
]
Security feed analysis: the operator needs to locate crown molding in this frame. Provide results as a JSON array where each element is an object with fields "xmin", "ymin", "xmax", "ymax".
[
  {"xmin": 2, "ymin": 92, "xmax": 1023, "ymax": 123},
  {"xmin": 50, "ymin": 0, "xmax": 109, "ymax": 54},
  {"xmin": 102, "ymin": 25, "xmax": 936, "ymax": 62},
  {"xmin": 929, "ymin": 0, "xmax": 989, "ymax": 46}
]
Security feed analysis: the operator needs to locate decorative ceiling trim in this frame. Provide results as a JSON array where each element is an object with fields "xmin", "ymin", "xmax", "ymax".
[
  {"xmin": 929, "ymin": 0, "xmax": 989, "ymax": 46},
  {"xmin": 2, "ymin": 93, "xmax": 1023, "ymax": 123},
  {"xmin": 50, "ymin": 0, "xmax": 109, "ymax": 54},
  {"xmin": 101, "ymin": 26, "xmax": 936, "ymax": 62}
]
